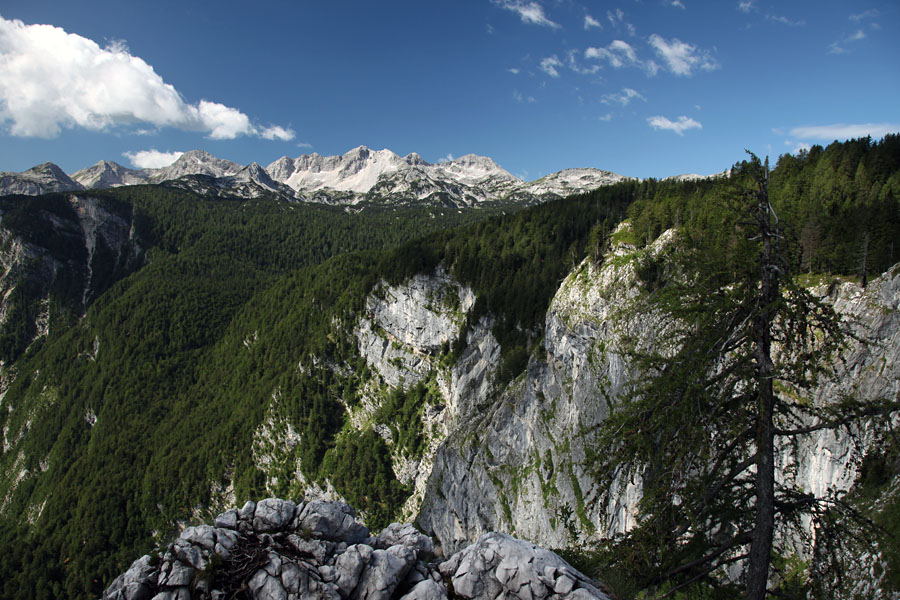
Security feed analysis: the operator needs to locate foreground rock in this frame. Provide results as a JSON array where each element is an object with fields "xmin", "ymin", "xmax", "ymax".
[{"xmin": 103, "ymin": 499, "xmax": 610, "ymax": 600}]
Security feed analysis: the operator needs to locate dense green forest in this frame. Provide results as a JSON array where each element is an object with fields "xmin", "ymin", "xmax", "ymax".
[{"xmin": 0, "ymin": 136, "xmax": 898, "ymax": 599}]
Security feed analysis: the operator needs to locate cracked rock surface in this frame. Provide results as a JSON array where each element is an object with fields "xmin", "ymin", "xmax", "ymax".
[{"xmin": 103, "ymin": 499, "xmax": 610, "ymax": 600}]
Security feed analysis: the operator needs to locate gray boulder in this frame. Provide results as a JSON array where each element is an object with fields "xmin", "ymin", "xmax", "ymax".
[
  {"xmin": 440, "ymin": 532, "xmax": 610, "ymax": 600},
  {"xmin": 254, "ymin": 498, "xmax": 299, "ymax": 532},
  {"xmin": 375, "ymin": 523, "xmax": 435, "ymax": 559},
  {"xmin": 297, "ymin": 500, "xmax": 370, "ymax": 543}
]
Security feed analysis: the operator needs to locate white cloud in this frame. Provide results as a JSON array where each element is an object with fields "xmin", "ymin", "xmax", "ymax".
[
  {"xmin": 647, "ymin": 115, "xmax": 702, "ymax": 135},
  {"xmin": 513, "ymin": 90, "xmax": 536, "ymax": 103},
  {"xmin": 793, "ymin": 142, "xmax": 811, "ymax": 154},
  {"xmin": 0, "ymin": 16, "xmax": 293, "ymax": 140},
  {"xmin": 828, "ymin": 29, "xmax": 866, "ymax": 54},
  {"xmin": 790, "ymin": 123, "xmax": 900, "ymax": 141},
  {"xmin": 493, "ymin": 1, "xmax": 560, "ymax": 29},
  {"xmin": 584, "ymin": 14, "xmax": 602, "ymax": 30},
  {"xmin": 539, "ymin": 55, "xmax": 563, "ymax": 78},
  {"xmin": 648, "ymin": 34, "xmax": 719, "ymax": 76},
  {"xmin": 607, "ymin": 9, "xmax": 636, "ymax": 36},
  {"xmin": 669, "ymin": 1, "xmax": 686, "ymax": 9},
  {"xmin": 438, "ymin": 153, "xmax": 454, "ymax": 163},
  {"xmin": 766, "ymin": 14, "xmax": 806, "ymax": 26},
  {"xmin": 598, "ymin": 113, "xmax": 613, "ymax": 122},
  {"xmin": 508, "ymin": 67, "xmax": 521, "ymax": 74},
  {"xmin": 737, "ymin": 1, "xmax": 755, "ymax": 13},
  {"xmin": 585, "ymin": 40, "xmax": 639, "ymax": 69},
  {"xmin": 565, "ymin": 50, "xmax": 600, "ymax": 75},
  {"xmin": 850, "ymin": 9, "xmax": 879, "ymax": 22},
  {"xmin": 296, "ymin": 142, "xmax": 313, "ymax": 149},
  {"xmin": 601, "ymin": 87, "xmax": 646, "ymax": 106},
  {"xmin": 123, "ymin": 149, "xmax": 184, "ymax": 169},
  {"xmin": 260, "ymin": 125, "xmax": 296, "ymax": 141}
]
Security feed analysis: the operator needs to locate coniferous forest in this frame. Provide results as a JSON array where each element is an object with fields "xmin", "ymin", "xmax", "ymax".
[{"xmin": 0, "ymin": 136, "xmax": 898, "ymax": 599}]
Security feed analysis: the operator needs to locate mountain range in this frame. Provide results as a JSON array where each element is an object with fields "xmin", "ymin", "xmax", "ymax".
[{"xmin": 0, "ymin": 147, "xmax": 635, "ymax": 207}]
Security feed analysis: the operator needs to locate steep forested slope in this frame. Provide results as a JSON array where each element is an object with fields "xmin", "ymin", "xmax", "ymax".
[{"xmin": 0, "ymin": 136, "xmax": 898, "ymax": 600}]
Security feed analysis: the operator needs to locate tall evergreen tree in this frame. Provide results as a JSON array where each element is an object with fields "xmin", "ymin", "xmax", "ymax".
[{"xmin": 597, "ymin": 154, "xmax": 897, "ymax": 598}]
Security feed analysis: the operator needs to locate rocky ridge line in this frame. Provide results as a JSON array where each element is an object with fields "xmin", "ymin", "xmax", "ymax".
[{"xmin": 103, "ymin": 498, "xmax": 611, "ymax": 600}]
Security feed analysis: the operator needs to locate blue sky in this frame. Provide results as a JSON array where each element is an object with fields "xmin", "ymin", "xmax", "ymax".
[{"xmin": 1, "ymin": 0, "xmax": 898, "ymax": 180}]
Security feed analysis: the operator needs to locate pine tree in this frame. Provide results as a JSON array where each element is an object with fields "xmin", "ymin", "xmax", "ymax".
[{"xmin": 597, "ymin": 153, "xmax": 897, "ymax": 598}]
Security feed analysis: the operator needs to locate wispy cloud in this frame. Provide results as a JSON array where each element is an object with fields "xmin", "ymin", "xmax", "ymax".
[
  {"xmin": 648, "ymin": 34, "xmax": 719, "ymax": 76},
  {"xmin": 766, "ymin": 13, "xmax": 806, "ymax": 26},
  {"xmin": 829, "ymin": 29, "xmax": 866, "ymax": 54},
  {"xmin": 508, "ymin": 67, "xmax": 521, "ymax": 74},
  {"xmin": 790, "ymin": 123, "xmax": 900, "ymax": 141},
  {"xmin": 539, "ymin": 55, "xmax": 563, "ymax": 78},
  {"xmin": 850, "ymin": 9, "xmax": 879, "ymax": 22},
  {"xmin": 123, "ymin": 149, "xmax": 184, "ymax": 169},
  {"xmin": 669, "ymin": 1, "xmax": 686, "ymax": 9},
  {"xmin": 648, "ymin": 115, "xmax": 702, "ymax": 135},
  {"xmin": 565, "ymin": 50, "xmax": 600, "ymax": 75},
  {"xmin": 737, "ymin": 1, "xmax": 755, "ymax": 13},
  {"xmin": 493, "ymin": 1, "xmax": 561, "ymax": 29},
  {"xmin": 601, "ymin": 87, "xmax": 646, "ymax": 106},
  {"xmin": 296, "ymin": 142, "xmax": 313, "ymax": 149},
  {"xmin": 585, "ymin": 40, "xmax": 639, "ymax": 68},
  {"xmin": 260, "ymin": 125, "xmax": 296, "ymax": 141},
  {"xmin": 513, "ymin": 90, "xmax": 536, "ymax": 103},
  {"xmin": 584, "ymin": 14, "xmax": 602, "ymax": 30},
  {"xmin": 0, "ymin": 16, "xmax": 294, "ymax": 140},
  {"xmin": 607, "ymin": 9, "xmax": 637, "ymax": 36},
  {"xmin": 598, "ymin": 113, "xmax": 613, "ymax": 122}
]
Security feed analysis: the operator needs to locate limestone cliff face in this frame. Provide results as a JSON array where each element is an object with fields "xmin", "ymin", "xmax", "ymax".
[
  {"xmin": 413, "ymin": 233, "xmax": 900, "ymax": 556},
  {"xmin": 0, "ymin": 195, "xmax": 145, "ymax": 364},
  {"xmin": 249, "ymin": 227, "xmax": 898, "ymax": 570}
]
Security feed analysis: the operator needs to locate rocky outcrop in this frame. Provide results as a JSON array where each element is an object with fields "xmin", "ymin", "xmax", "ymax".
[{"xmin": 103, "ymin": 499, "xmax": 610, "ymax": 600}]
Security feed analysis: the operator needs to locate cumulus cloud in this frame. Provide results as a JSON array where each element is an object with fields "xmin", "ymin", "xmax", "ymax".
[
  {"xmin": 493, "ymin": 1, "xmax": 560, "ymax": 28},
  {"xmin": 539, "ymin": 55, "xmax": 563, "ymax": 78},
  {"xmin": 123, "ymin": 149, "xmax": 184, "ymax": 169},
  {"xmin": 601, "ymin": 87, "xmax": 646, "ymax": 106},
  {"xmin": 647, "ymin": 115, "xmax": 702, "ymax": 135},
  {"xmin": 790, "ymin": 123, "xmax": 900, "ymax": 141},
  {"xmin": 0, "ymin": 16, "xmax": 294, "ymax": 140},
  {"xmin": 648, "ymin": 34, "xmax": 719, "ymax": 75},
  {"xmin": 584, "ymin": 14, "xmax": 602, "ymax": 30}
]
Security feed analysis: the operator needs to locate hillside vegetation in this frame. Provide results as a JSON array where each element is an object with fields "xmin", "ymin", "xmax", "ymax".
[{"xmin": 0, "ymin": 136, "xmax": 898, "ymax": 599}]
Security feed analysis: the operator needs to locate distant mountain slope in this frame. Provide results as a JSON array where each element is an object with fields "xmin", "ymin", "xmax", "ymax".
[
  {"xmin": 0, "ymin": 162, "xmax": 84, "ymax": 195},
  {"xmin": 2, "ymin": 147, "xmax": 635, "ymax": 207}
]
